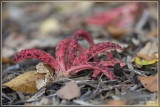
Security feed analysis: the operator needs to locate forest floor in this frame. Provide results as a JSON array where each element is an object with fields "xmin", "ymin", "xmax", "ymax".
[{"xmin": 2, "ymin": 2, "xmax": 158, "ymax": 106}]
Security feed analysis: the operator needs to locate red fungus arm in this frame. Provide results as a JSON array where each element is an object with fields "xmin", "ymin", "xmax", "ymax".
[
  {"xmin": 64, "ymin": 62, "xmax": 116, "ymax": 80},
  {"xmin": 55, "ymin": 39, "xmax": 71, "ymax": 72},
  {"xmin": 66, "ymin": 30, "xmax": 95, "ymax": 69},
  {"xmin": 13, "ymin": 49, "xmax": 61, "ymax": 73},
  {"xmin": 92, "ymin": 51, "xmax": 114, "ymax": 79},
  {"xmin": 55, "ymin": 38, "xmax": 85, "ymax": 72},
  {"xmin": 92, "ymin": 60, "xmax": 127, "ymax": 79},
  {"xmin": 73, "ymin": 42, "xmax": 123, "ymax": 66}
]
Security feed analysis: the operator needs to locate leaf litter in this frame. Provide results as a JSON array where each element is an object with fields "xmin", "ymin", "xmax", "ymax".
[{"xmin": 2, "ymin": 2, "xmax": 158, "ymax": 105}]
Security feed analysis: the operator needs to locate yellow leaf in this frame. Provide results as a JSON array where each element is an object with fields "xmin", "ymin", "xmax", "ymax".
[
  {"xmin": 3, "ymin": 71, "xmax": 45, "ymax": 94},
  {"xmin": 135, "ymin": 57, "xmax": 157, "ymax": 66}
]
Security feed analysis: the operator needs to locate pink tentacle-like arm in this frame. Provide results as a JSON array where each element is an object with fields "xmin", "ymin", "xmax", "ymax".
[
  {"xmin": 55, "ymin": 39, "xmax": 71, "ymax": 72},
  {"xmin": 92, "ymin": 60, "xmax": 127, "ymax": 79},
  {"xmin": 92, "ymin": 52, "xmax": 115, "ymax": 79},
  {"xmin": 64, "ymin": 62, "xmax": 116, "ymax": 80},
  {"xmin": 13, "ymin": 49, "xmax": 61, "ymax": 73},
  {"xmin": 67, "ymin": 30, "xmax": 95, "ymax": 69},
  {"xmin": 73, "ymin": 42, "xmax": 123, "ymax": 66},
  {"xmin": 55, "ymin": 38, "xmax": 86, "ymax": 72}
]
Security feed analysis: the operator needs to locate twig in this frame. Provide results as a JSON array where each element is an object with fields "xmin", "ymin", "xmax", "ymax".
[
  {"xmin": 101, "ymin": 84, "xmax": 135, "ymax": 91},
  {"xmin": 10, "ymin": 99, "xmax": 40, "ymax": 105},
  {"xmin": 82, "ymin": 74, "xmax": 103, "ymax": 100},
  {"xmin": 123, "ymin": 68, "xmax": 147, "ymax": 76},
  {"xmin": 16, "ymin": 92, "xmax": 25, "ymax": 102},
  {"xmin": 6, "ymin": 63, "xmax": 20, "ymax": 71},
  {"xmin": 2, "ymin": 92, "xmax": 13, "ymax": 104}
]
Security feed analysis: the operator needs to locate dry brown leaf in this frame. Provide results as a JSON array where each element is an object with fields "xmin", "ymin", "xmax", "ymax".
[
  {"xmin": 138, "ymin": 75, "xmax": 158, "ymax": 92},
  {"xmin": 137, "ymin": 42, "xmax": 158, "ymax": 61},
  {"xmin": 36, "ymin": 78, "xmax": 46, "ymax": 90},
  {"xmin": 3, "ymin": 63, "xmax": 56, "ymax": 94},
  {"xmin": 3, "ymin": 70, "xmax": 45, "ymax": 94},
  {"xmin": 107, "ymin": 100, "xmax": 127, "ymax": 105},
  {"xmin": 56, "ymin": 80, "xmax": 81, "ymax": 100},
  {"xmin": 2, "ymin": 57, "xmax": 14, "ymax": 64},
  {"xmin": 36, "ymin": 63, "xmax": 56, "ymax": 89},
  {"xmin": 137, "ymin": 53, "xmax": 156, "ymax": 61},
  {"xmin": 36, "ymin": 62, "xmax": 54, "ymax": 78},
  {"xmin": 106, "ymin": 26, "xmax": 130, "ymax": 38}
]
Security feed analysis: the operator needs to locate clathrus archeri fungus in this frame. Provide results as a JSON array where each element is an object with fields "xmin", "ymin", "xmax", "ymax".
[{"xmin": 13, "ymin": 30, "xmax": 126, "ymax": 80}]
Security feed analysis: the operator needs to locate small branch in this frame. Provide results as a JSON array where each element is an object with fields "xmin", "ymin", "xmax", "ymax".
[
  {"xmin": 82, "ymin": 74, "xmax": 103, "ymax": 100},
  {"xmin": 2, "ymin": 92, "xmax": 13, "ymax": 104},
  {"xmin": 123, "ymin": 68, "xmax": 147, "ymax": 76},
  {"xmin": 101, "ymin": 84, "xmax": 135, "ymax": 91}
]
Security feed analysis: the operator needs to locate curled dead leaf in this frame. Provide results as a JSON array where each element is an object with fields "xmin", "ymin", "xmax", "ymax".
[
  {"xmin": 135, "ymin": 42, "xmax": 158, "ymax": 67},
  {"xmin": 136, "ymin": 42, "xmax": 158, "ymax": 61},
  {"xmin": 36, "ymin": 78, "xmax": 46, "ymax": 90},
  {"xmin": 136, "ymin": 53, "xmax": 156, "ymax": 61},
  {"xmin": 3, "ymin": 70, "xmax": 45, "ymax": 94},
  {"xmin": 56, "ymin": 80, "xmax": 81, "ymax": 100},
  {"xmin": 36, "ymin": 63, "xmax": 57, "ymax": 89},
  {"xmin": 36, "ymin": 62, "xmax": 55, "ymax": 78},
  {"xmin": 138, "ymin": 75, "xmax": 158, "ymax": 92}
]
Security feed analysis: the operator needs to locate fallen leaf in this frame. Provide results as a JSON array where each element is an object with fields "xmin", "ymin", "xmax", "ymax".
[
  {"xmin": 135, "ymin": 56, "xmax": 157, "ymax": 66},
  {"xmin": 36, "ymin": 63, "xmax": 56, "ymax": 89},
  {"xmin": 136, "ymin": 53, "xmax": 156, "ymax": 61},
  {"xmin": 3, "ymin": 70, "xmax": 45, "ymax": 94},
  {"xmin": 35, "ymin": 78, "xmax": 46, "ymax": 91},
  {"xmin": 106, "ymin": 26, "xmax": 130, "ymax": 38},
  {"xmin": 56, "ymin": 80, "xmax": 81, "ymax": 100},
  {"xmin": 135, "ymin": 42, "xmax": 158, "ymax": 66},
  {"xmin": 36, "ymin": 62, "xmax": 54, "ymax": 78},
  {"xmin": 107, "ymin": 100, "xmax": 126, "ymax": 105},
  {"xmin": 136, "ymin": 42, "xmax": 158, "ymax": 61},
  {"xmin": 2, "ymin": 56, "xmax": 14, "ymax": 64},
  {"xmin": 138, "ymin": 75, "xmax": 158, "ymax": 92}
]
